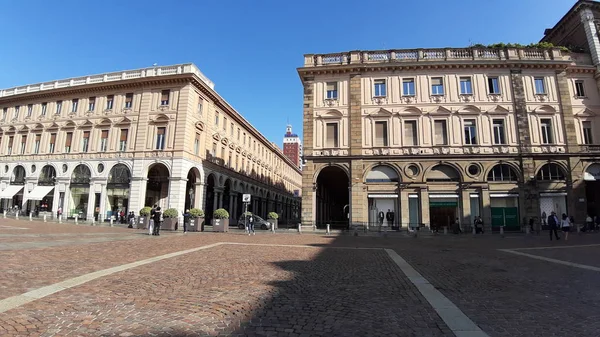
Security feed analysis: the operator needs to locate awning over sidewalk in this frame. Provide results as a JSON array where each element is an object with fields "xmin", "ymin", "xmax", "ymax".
[
  {"xmin": 27, "ymin": 186, "xmax": 54, "ymax": 201},
  {"xmin": 0, "ymin": 185, "xmax": 24, "ymax": 199}
]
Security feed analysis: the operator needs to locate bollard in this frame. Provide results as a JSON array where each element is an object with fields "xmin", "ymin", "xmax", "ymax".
[
  {"xmin": 110, "ymin": 218, "xmax": 114, "ymax": 227},
  {"xmin": 29, "ymin": 212, "xmax": 33, "ymax": 222},
  {"xmin": 472, "ymin": 226, "xmax": 476, "ymax": 235},
  {"xmin": 353, "ymin": 224, "xmax": 358, "ymax": 236},
  {"xmin": 271, "ymin": 223, "xmax": 275, "ymax": 233},
  {"xmin": 43, "ymin": 214, "xmax": 47, "ymax": 222},
  {"xmin": 75, "ymin": 215, "xmax": 79, "ymax": 225},
  {"xmin": 500, "ymin": 226, "xmax": 505, "ymax": 238},
  {"xmin": 3, "ymin": 210, "xmax": 5, "ymax": 218},
  {"xmin": 15, "ymin": 212, "xmax": 19, "ymax": 220},
  {"xmin": 577, "ymin": 224, "xmax": 581, "ymax": 234},
  {"xmin": 443, "ymin": 226, "xmax": 448, "ymax": 235},
  {"xmin": 298, "ymin": 223, "xmax": 302, "ymax": 234},
  {"xmin": 58, "ymin": 215, "xmax": 62, "ymax": 224},
  {"xmin": 91, "ymin": 218, "xmax": 95, "ymax": 226},
  {"xmin": 326, "ymin": 223, "xmax": 330, "ymax": 235}
]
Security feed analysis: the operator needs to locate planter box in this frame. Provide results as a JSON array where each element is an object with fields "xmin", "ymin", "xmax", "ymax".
[
  {"xmin": 268, "ymin": 219, "xmax": 278, "ymax": 229},
  {"xmin": 137, "ymin": 216, "xmax": 149, "ymax": 229},
  {"xmin": 163, "ymin": 218, "xmax": 178, "ymax": 230},
  {"xmin": 212, "ymin": 218, "xmax": 229, "ymax": 232},
  {"xmin": 188, "ymin": 217, "xmax": 205, "ymax": 232}
]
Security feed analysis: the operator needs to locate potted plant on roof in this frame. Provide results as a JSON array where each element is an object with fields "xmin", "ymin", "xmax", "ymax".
[
  {"xmin": 162, "ymin": 208, "xmax": 179, "ymax": 230},
  {"xmin": 212, "ymin": 208, "xmax": 229, "ymax": 232},
  {"xmin": 188, "ymin": 208, "xmax": 205, "ymax": 232},
  {"xmin": 138, "ymin": 206, "xmax": 152, "ymax": 229},
  {"xmin": 267, "ymin": 212, "xmax": 279, "ymax": 230}
]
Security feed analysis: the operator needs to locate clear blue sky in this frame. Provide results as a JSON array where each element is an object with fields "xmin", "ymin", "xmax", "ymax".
[{"xmin": 0, "ymin": 0, "xmax": 575, "ymax": 147}]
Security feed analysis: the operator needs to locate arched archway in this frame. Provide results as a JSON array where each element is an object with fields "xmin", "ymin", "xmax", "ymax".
[
  {"xmin": 2, "ymin": 165, "xmax": 26, "ymax": 212},
  {"xmin": 107, "ymin": 164, "xmax": 131, "ymax": 221},
  {"xmin": 69, "ymin": 164, "xmax": 92, "ymax": 220},
  {"xmin": 365, "ymin": 165, "xmax": 401, "ymax": 229},
  {"xmin": 315, "ymin": 166, "xmax": 349, "ymax": 228},
  {"xmin": 584, "ymin": 163, "xmax": 600, "ymax": 217},
  {"xmin": 204, "ymin": 174, "xmax": 216, "ymax": 222},
  {"xmin": 223, "ymin": 179, "xmax": 231, "ymax": 214},
  {"xmin": 426, "ymin": 164, "xmax": 461, "ymax": 232},
  {"xmin": 185, "ymin": 168, "xmax": 201, "ymax": 211},
  {"xmin": 145, "ymin": 164, "xmax": 170, "ymax": 209},
  {"xmin": 28, "ymin": 165, "xmax": 57, "ymax": 215}
]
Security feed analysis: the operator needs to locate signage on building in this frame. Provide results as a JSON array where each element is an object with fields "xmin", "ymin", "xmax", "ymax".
[{"xmin": 242, "ymin": 194, "xmax": 251, "ymax": 202}]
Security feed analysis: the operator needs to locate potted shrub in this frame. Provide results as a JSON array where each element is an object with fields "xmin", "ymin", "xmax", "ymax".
[
  {"xmin": 212, "ymin": 208, "xmax": 230, "ymax": 232},
  {"xmin": 267, "ymin": 212, "xmax": 279, "ymax": 229},
  {"xmin": 162, "ymin": 208, "xmax": 179, "ymax": 230},
  {"xmin": 188, "ymin": 208, "xmax": 205, "ymax": 232},
  {"xmin": 138, "ymin": 206, "xmax": 152, "ymax": 229}
]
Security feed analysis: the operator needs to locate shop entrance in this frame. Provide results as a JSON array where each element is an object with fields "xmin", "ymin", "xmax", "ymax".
[
  {"xmin": 368, "ymin": 196, "xmax": 398, "ymax": 230},
  {"xmin": 490, "ymin": 196, "xmax": 519, "ymax": 232},
  {"xmin": 429, "ymin": 201, "xmax": 457, "ymax": 232},
  {"xmin": 584, "ymin": 164, "xmax": 600, "ymax": 218}
]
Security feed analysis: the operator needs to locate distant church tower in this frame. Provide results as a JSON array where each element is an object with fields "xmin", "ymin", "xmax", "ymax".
[{"xmin": 282, "ymin": 124, "xmax": 302, "ymax": 170}]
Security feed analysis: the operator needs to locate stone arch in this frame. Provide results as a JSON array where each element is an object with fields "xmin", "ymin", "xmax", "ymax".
[
  {"xmin": 313, "ymin": 163, "xmax": 350, "ymax": 184},
  {"xmin": 11, "ymin": 165, "xmax": 27, "ymax": 185},
  {"xmin": 38, "ymin": 165, "xmax": 57, "ymax": 185},
  {"xmin": 364, "ymin": 164, "xmax": 401, "ymax": 183},
  {"xmin": 315, "ymin": 165, "xmax": 349, "ymax": 228},
  {"xmin": 425, "ymin": 164, "xmax": 462, "ymax": 182},
  {"xmin": 145, "ymin": 163, "xmax": 170, "ymax": 209},
  {"xmin": 533, "ymin": 105, "xmax": 557, "ymax": 114}
]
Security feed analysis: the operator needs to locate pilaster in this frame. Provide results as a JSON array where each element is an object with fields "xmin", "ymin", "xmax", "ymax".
[
  {"xmin": 419, "ymin": 188, "xmax": 430, "ymax": 228},
  {"xmin": 302, "ymin": 77, "xmax": 314, "ymax": 155},
  {"xmin": 461, "ymin": 189, "xmax": 471, "ymax": 231},
  {"xmin": 301, "ymin": 161, "xmax": 315, "ymax": 224},
  {"xmin": 350, "ymin": 160, "xmax": 366, "ymax": 224},
  {"xmin": 167, "ymin": 177, "xmax": 187, "ymax": 216},
  {"xmin": 349, "ymin": 73, "xmax": 363, "ymax": 156},
  {"xmin": 580, "ymin": 9, "xmax": 600, "ymax": 66}
]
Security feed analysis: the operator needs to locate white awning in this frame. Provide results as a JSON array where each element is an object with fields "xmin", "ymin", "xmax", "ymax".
[
  {"xmin": 368, "ymin": 194, "xmax": 398, "ymax": 198},
  {"xmin": 0, "ymin": 185, "xmax": 24, "ymax": 199},
  {"xmin": 27, "ymin": 186, "xmax": 54, "ymax": 201},
  {"xmin": 490, "ymin": 193, "xmax": 519, "ymax": 198},
  {"xmin": 429, "ymin": 194, "xmax": 459, "ymax": 198}
]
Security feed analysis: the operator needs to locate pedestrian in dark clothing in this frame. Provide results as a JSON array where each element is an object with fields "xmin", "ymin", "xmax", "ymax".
[
  {"xmin": 548, "ymin": 211, "xmax": 560, "ymax": 241},
  {"xmin": 153, "ymin": 207, "xmax": 162, "ymax": 236},
  {"xmin": 248, "ymin": 215, "xmax": 255, "ymax": 235},
  {"xmin": 183, "ymin": 209, "xmax": 191, "ymax": 233}
]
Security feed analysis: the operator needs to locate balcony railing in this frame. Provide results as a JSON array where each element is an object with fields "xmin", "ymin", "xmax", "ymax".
[
  {"xmin": 0, "ymin": 63, "xmax": 214, "ymax": 98},
  {"xmin": 304, "ymin": 47, "xmax": 573, "ymax": 67}
]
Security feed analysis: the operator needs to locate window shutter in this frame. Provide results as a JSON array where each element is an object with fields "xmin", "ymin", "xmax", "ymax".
[
  {"xmin": 432, "ymin": 78, "xmax": 442, "ymax": 86},
  {"xmin": 120, "ymin": 129, "xmax": 128, "ymax": 141},
  {"xmin": 49, "ymin": 133, "xmax": 56, "ymax": 144},
  {"xmin": 161, "ymin": 90, "xmax": 170, "ymax": 101},
  {"xmin": 404, "ymin": 121, "xmax": 416, "ymax": 146},
  {"xmin": 326, "ymin": 123, "xmax": 337, "ymax": 147},
  {"xmin": 125, "ymin": 93, "xmax": 133, "ymax": 103},
  {"xmin": 65, "ymin": 132, "xmax": 73, "ymax": 146},
  {"xmin": 83, "ymin": 131, "xmax": 90, "ymax": 139},
  {"xmin": 157, "ymin": 127, "xmax": 166, "ymax": 135},
  {"xmin": 36, "ymin": 134, "xmax": 41, "ymax": 142},
  {"xmin": 375, "ymin": 122, "xmax": 385, "ymax": 146},
  {"xmin": 101, "ymin": 130, "xmax": 108, "ymax": 139}
]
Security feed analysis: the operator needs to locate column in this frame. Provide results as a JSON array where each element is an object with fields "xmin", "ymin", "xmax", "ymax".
[
  {"xmin": 218, "ymin": 191, "xmax": 224, "ymax": 210},
  {"xmin": 400, "ymin": 190, "xmax": 410, "ymax": 229},
  {"xmin": 129, "ymin": 177, "xmax": 147, "ymax": 215},
  {"xmin": 350, "ymin": 160, "xmax": 366, "ymax": 225},
  {"xmin": 580, "ymin": 9, "xmax": 600, "ymax": 66},
  {"xmin": 481, "ymin": 188, "xmax": 492, "ymax": 233},
  {"xmin": 98, "ymin": 183, "xmax": 108, "ymax": 222},
  {"xmin": 51, "ymin": 183, "xmax": 60, "ymax": 216},
  {"xmin": 167, "ymin": 177, "xmax": 187, "ymax": 213},
  {"xmin": 231, "ymin": 194, "xmax": 238, "ymax": 222},
  {"xmin": 461, "ymin": 189, "xmax": 471, "ymax": 232},
  {"xmin": 213, "ymin": 190, "xmax": 220, "ymax": 211},
  {"xmin": 262, "ymin": 198, "xmax": 267, "ymax": 218},
  {"xmin": 86, "ymin": 186, "xmax": 95, "ymax": 221},
  {"xmin": 194, "ymin": 182, "xmax": 204, "ymax": 210},
  {"xmin": 419, "ymin": 188, "xmax": 430, "ymax": 228}
]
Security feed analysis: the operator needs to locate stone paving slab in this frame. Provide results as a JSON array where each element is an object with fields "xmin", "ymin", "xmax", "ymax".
[{"xmin": 513, "ymin": 245, "xmax": 600, "ymax": 268}]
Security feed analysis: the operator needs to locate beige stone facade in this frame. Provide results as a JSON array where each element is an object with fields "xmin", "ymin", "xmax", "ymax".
[
  {"xmin": 0, "ymin": 64, "xmax": 301, "ymax": 226},
  {"xmin": 298, "ymin": 3, "xmax": 600, "ymax": 231}
]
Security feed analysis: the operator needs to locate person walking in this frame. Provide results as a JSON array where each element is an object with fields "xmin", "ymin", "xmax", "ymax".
[
  {"xmin": 248, "ymin": 214, "xmax": 255, "ymax": 236},
  {"xmin": 183, "ymin": 209, "xmax": 191, "ymax": 233},
  {"xmin": 474, "ymin": 216, "xmax": 484, "ymax": 234},
  {"xmin": 152, "ymin": 207, "xmax": 162, "ymax": 236},
  {"xmin": 586, "ymin": 214, "xmax": 594, "ymax": 232},
  {"xmin": 561, "ymin": 213, "xmax": 571, "ymax": 241},
  {"xmin": 149, "ymin": 205, "xmax": 157, "ymax": 235},
  {"xmin": 548, "ymin": 211, "xmax": 560, "ymax": 241}
]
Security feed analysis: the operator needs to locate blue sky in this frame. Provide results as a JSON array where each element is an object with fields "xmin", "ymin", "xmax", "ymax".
[{"xmin": 0, "ymin": 0, "xmax": 575, "ymax": 147}]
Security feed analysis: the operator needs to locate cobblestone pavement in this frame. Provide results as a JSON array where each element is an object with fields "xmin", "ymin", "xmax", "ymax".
[
  {"xmin": 513, "ymin": 244, "xmax": 600, "ymax": 268},
  {"xmin": 1, "ymin": 219, "xmax": 600, "ymax": 336}
]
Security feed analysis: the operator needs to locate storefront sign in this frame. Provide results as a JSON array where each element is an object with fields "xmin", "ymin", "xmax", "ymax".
[{"xmin": 367, "ymin": 194, "xmax": 398, "ymax": 198}]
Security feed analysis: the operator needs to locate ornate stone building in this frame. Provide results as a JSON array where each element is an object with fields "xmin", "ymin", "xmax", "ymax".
[
  {"xmin": 298, "ymin": 1, "xmax": 600, "ymax": 231},
  {"xmin": 0, "ymin": 64, "xmax": 301, "ymax": 225}
]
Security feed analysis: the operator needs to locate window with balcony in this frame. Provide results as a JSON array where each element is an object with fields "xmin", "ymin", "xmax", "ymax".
[
  {"xmin": 431, "ymin": 77, "xmax": 444, "ymax": 95},
  {"xmin": 575, "ymin": 80, "xmax": 586, "ymax": 98},
  {"xmin": 82, "ymin": 131, "xmax": 90, "ymax": 152},
  {"xmin": 534, "ymin": 77, "xmax": 546, "ymax": 94},
  {"xmin": 41, "ymin": 103, "xmax": 47, "ymax": 116},
  {"xmin": 326, "ymin": 82, "xmax": 338, "ymax": 99},
  {"xmin": 434, "ymin": 120, "xmax": 448, "ymax": 145},
  {"xmin": 459, "ymin": 77, "xmax": 472, "ymax": 95},
  {"xmin": 88, "ymin": 97, "xmax": 96, "ymax": 111},
  {"xmin": 65, "ymin": 132, "xmax": 72, "ymax": 153},
  {"xmin": 27, "ymin": 104, "xmax": 33, "ymax": 117},
  {"xmin": 156, "ymin": 127, "xmax": 166, "ymax": 150},
  {"xmin": 374, "ymin": 121, "xmax": 388, "ymax": 147},
  {"xmin": 119, "ymin": 129, "xmax": 128, "ymax": 151},
  {"xmin": 7, "ymin": 136, "xmax": 13, "ymax": 155},
  {"xmin": 56, "ymin": 101, "xmax": 63, "ymax": 115},
  {"xmin": 540, "ymin": 119, "xmax": 553, "ymax": 144},
  {"xmin": 404, "ymin": 120, "xmax": 418, "ymax": 146},
  {"xmin": 106, "ymin": 95, "xmax": 114, "ymax": 110},
  {"xmin": 72, "ymin": 99, "xmax": 78, "ymax": 112},
  {"xmin": 14, "ymin": 106, "xmax": 20, "ymax": 119},
  {"xmin": 488, "ymin": 77, "xmax": 500, "ymax": 94},
  {"xmin": 402, "ymin": 78, "xmax": 415, "ymax": 96},
  {"xmin": 49, "ymin": 133, "xmax": 56, "ymax": 153},
  {"xmin": 325, "ymin": 123, "xmax": 339, "ymax": 148},
  {"xmin": 160, "ymin": 90, "xmax": 170, "ymax": 106},
  {"xmin": 34, "ymin": 134, "xmax": 41, "ymax": 154},
  {"xmin": 492, "ymin": 119, "xmax": 506, "ymax": 145},
  {"xmin": 374, "ymin": 79, "xmax": 386, "ymax": 97},
  {"xmin": 20, "ymin": 135, "xmax": 27, "ymax": 154},
  {"xmin": 194, "ymin": 133, "xmax": 200, "ymax": 155},
  {"xmin": 583, "ymin": 121, "xmax": 593, "ymax": 145},
  {"xmin": 125, "ymin": 93, "xmax": 133, "ymax": 109},
  {"xmin": 463, "ymin": 120, "xmax": 477, "ymax": 145}
]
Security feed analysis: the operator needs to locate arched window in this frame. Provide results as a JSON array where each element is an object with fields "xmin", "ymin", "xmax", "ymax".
[
  {"xmin": 536, "ymin": 163, "xmax": 566, "ymax": 181},
  {"xmin": 487, "ymin": 164, "xmax": 518, "ymax": 182},
  {"xmin": 39, "ymin": 165, "xmax": 57, "ymax": 186},
  {"xmin": 11, "ymin": 166, "xmax": 26, "ymax": 185},
  {"xmin": 426, "ymin": 165, "xmax": 460, "ymax": 182},
  {"xmin": 366, "ymin": 165, "xmax": 399, "ymax": 183},
  {"xmin": 71, "ymin": 165, "xmax": 91, "ymax": 184},
  {"xmin": 108, "ymin": 164, "xmax": 131, "ymax": 186}
]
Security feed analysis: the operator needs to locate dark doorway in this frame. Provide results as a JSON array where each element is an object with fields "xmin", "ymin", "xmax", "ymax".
[
  {"xmin": 315, "ymin": 166, "xmax": 349, "ymax": 229},
  {"xmin": 205, "ymin": 174, "xmax": 216, "ymax": 222}
]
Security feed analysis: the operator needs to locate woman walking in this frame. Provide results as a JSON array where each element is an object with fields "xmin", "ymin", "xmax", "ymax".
[{"xmin": 561, "ymin": 213, "xmax": 571, "ymax": 241}]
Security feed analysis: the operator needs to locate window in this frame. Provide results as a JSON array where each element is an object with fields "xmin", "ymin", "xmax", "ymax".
[
  {"xmin": 7, "ymin": 136, "xmax": 13, "ymax": 155},
  {"xmin": 223, "ymin": 117, "xmax": 227, "ymax": 130},
  {"xmin": 160, "ymin": 90, "xmax": 170, "ymax": 106},
  {"xmin": 1, "ymin": 108, "xmax": 6, "ymax": 120},
  {"xmin": 374, "ymin": 121, "xmax": 388, "ymax": 147},
  {"xmin": 243, "ymin": 132, "xmax": 246, "ymax": 145},
  {"xmin": 402, "ymin": 78, "xmax": 415, "ymax": 96},
  {"xmin": 488, "ymin": 77, "xmax": 500, "ymax": 94},
  {"xmin": 41, "ymin": 103, "xmax": 47, "ymax": 116},
  {"xmin": 575, "ymin": 80, "xmax": 586, "ymax": 98},
  {"xmin": 56, "ymin": 101, "xmax": 63, "ymax": 114},
  {"xmin": 119, "ymin": 129, "xmax": 128, "ymax": 151},
  {"xmin": 463, "ymin": 120, "xmax": 477, "ymax": 145},
  {"xmin": 434, "ymin": 120, "xmax": 448, "ymax": 145},
  {"xmin": 65, "ymin": 132, "xmax": 73, "ymax": 153},
  {"xmin": 34, "ymin": 134, "xmax": 41, "ymax": 154},
  {"xmin": 215, "ymin": 112, "xmax": 219, "ymax": 126},
  {"xmin": 540, "ymin": 118, "xmax": 553, "ymax": 144},
  {"xmin": 236, "ymin": 154, "xmax": 240, "ymax": 170},
  {"xmin": 211, "ymin": 142, "xmax": 217, "ymax": 157},
  {"xmin": 156, "ymin": 127, "xmax": 166, "ymax": 150},
  {"xmin": 460, "ymin": 77, "xmax": 473, "ymax": 94},
  {"xmin": 125, "ymin": 93, "xmax": 133, "ymax": 108},
  {"xmin": 583, "ymin": 121, "xmax": 593, "ymax": 145},
  {"xmin": 326, "ymin": 82, "xmax": 338, "ymax": 99},
  {"xmin": 88, "ymin": 97, "xmax": 96, "ymax": 111},
  {"xmin": 198, "ymin": 98, "xmax": 203, "ymax": 116},
  {"xmin": 237, "ymin": 128, "xmax": 240, "ymax": 140},
  {"xmin": 534, "ymin": 77, "xmax": 546, "ymax": 94},
  {"xmin": 431, "ymin": 77, "xmax": 444, "ymax": 95},
  {"xmin": 49, "ymin": 133, "xmax": 56, "ymax": 153},
  {"xmin": 230, "ymin": 122, "xmax": 234, "ymax": 135},
  {"xmin": 374, "ymin": 79, "xmax": 386, "ymax": 97},
  {"xmin": 228, "ymin": 151, "xmax": 232, "ymax": 167},
  {"xmin": 72, "ymin": 99, "xmax": 78, "ymax": 112},
  {"xmin": 20, "ymin": 135, "xmax": 27, "ymax": 154},
  {"xmin": 194, "ymin": 133, "xmax": 200, "ymax": 155},
  {"xmin": 106, "ymin": 95, "xmax": 114, "ymax": 110},
  {"xmin": 99, "ymin": 130, "xmax": 108, "ymax": 152},
  {"xmin": 488, "ymin": 164, "xmax": 517, "ymax": 182},
  {"xmin": 537, "ymin": 163, "xmax": 565, "ymax": 180},
  {"xmin": 82, "ymin": 131, "xmax": 90, "ymax": 152},
  {"xmin": 492, "ymin": 119, "xmax": 506, "ymax": 145},
  {"xmin": 325, "ymin": 123, "xmax": 338, "ymax": 148},
  {"xmin": 14, "ymin": 106, "xmax": 20, "ymax": 119},
  {"xmin": 27, "ymin": 104, "xmax": 33, "ymax": 117}
]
